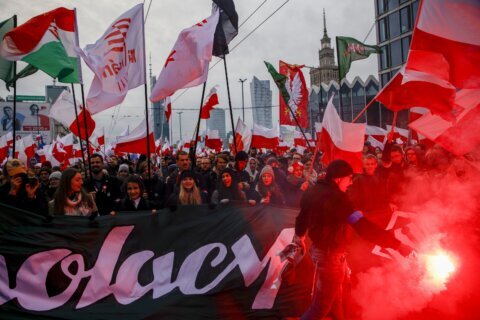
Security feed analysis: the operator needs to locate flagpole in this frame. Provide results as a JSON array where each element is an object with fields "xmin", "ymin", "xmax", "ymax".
[
  {"xmin": 141, "ymin": 4, "xmax": 152, "ymax": 182},
  {"xmin": 70, "ymin": 83, "xmax": 87, "ymax": 172},
  {"xmin": 11, "ymin": 15, "xmax": 17, "ymax": 159},
  {"xmin": 223, "ymin": 57, "xmax": 237, "ymax": 154},
  {"xmin": 352, "ymin": 97, "xmax": 377, "ymax": 123},
  {"xmin": 284, "ymin": 100, "xmax": 313, "ymax": 150},
  {"xmin": 79, "ymin": 84, "xmax": 93, "ymax": 178},
  {"xmin": 192, "ymin": 82, "xmax": 207, "ymax": 168},
  {"xmin": 336, "ymin": 36, "xmax": 344, "ymax": 121}
]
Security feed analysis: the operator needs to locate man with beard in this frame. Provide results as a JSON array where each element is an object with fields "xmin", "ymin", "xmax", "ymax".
[{"xmin": 84, "ymin": 153, "xmax": 122, "ymax": 215}]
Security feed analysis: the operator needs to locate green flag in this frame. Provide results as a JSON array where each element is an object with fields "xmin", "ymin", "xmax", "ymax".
[
  {"xmin": 0, "ymin": 16, "xmax": 15, "ymax": 87},
  {"xmin": 264, "ymin": 61, "xmax": 290, "ymax": 106},
  {"xmin": 336, "ymin": 36, "xmax": 382, "ymax": 80},
  {"xmin": 5, "ymin": 64, "xmax": 39, "ymax": 90}
]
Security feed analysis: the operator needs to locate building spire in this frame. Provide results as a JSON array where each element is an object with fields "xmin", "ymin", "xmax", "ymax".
[{"xmin": 323, "ymin": 8, "xmax": 327, "ymax": 37}]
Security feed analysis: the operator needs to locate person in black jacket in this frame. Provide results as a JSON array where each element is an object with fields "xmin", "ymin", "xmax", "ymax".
[
  {"xmin": 113, "ymin": 175, "xmax": 153, "ymax": 213},
  {"xmin": 294, "ymin": 160, "xmax": 412, "ymax": 320}
]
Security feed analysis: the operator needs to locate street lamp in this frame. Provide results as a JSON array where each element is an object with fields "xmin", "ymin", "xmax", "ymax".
[
  {"xmin": 239, "ymin": 78, "xmax": 247, "ymax": 121},
  {"xmin": 177, "ymin": 111, "xmax": 183, "ymax": 142}
]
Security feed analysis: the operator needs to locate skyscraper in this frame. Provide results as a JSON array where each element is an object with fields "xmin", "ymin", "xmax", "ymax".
[
  {"xmin": 150, "ymin": 76, "xmax": 170, "ymax": 141},
  {"xmin": 250, "ymin": 76, "xmax": 272, "ymax": 128},
  {"xmin": 207, "ymin": 108, "xmax": 226, "ymax": 144},
  {"xmin": 309, "ymin": 9, "xmax": 339, "ymax": 87},
  {"xmin": 375, "ymin": 0, "xmax": 420, "ymax": 128}
]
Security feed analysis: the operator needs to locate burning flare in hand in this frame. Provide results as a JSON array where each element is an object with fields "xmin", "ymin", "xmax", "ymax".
[{"xmin": 422, "ymin": 249, "xmax": 457, "ymax": 288}]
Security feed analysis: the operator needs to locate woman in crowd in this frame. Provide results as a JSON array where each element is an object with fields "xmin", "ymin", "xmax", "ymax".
[
  {"xmin": 50, "ymin": 168, "xmax": 98, "ymax": 216},
  {"xmin": 211, "ymin": 167, "xmax": 247, "ymax": 205},
  {"xmin": 112, "ymin": 175, "xmax": 153, "ymax": 213},
  {"xmin": 46, "ymin": 171, "xmax": 61, "ymax": 201},
  {"xmin": 303, "ymin": 157, "xmax": 318, "ymax": 185},
  {"xmin": 251, "ymin": 165, "xmax": 285, "ymax": 205},
  {"xmin": 285, "ymin": 161, "xmax": 309, "ymax": 207},
  {"xmin": 166, "ymin": 170, "xmax": 207, "ymax": 206},
  {"xmin": 245, "ymin": 157, "xmax": 259, "ymax": 185}
]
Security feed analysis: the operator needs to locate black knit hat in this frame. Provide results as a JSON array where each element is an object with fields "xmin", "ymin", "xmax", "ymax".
[
  {"xmin": 235, "ymin": 151, "xmax": 249, "ymax": 161},
  {"xmin": 325, "ymin": 160, "xmax": 353, "ymax": 181},
  {"xmin": 179, "ymin": 170, "xmax": 196, "ymax": 182}
]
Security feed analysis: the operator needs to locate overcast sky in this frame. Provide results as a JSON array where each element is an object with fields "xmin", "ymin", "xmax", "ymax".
[{"xmin": 0, "ymin": 0, "xmax": 378, "ymax": 143}]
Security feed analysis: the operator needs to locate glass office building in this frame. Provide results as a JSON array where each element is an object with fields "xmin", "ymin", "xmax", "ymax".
[{"xmin": 375, "ymin": 0, "xmax": 420, "ymax": 128}]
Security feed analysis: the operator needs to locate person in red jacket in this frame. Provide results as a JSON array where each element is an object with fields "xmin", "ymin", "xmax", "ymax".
[{"xmin": 294, "ymin": 160, "xmax": 412, "ymax": 320}]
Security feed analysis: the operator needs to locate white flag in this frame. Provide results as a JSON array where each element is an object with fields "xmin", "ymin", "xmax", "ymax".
[
  {"xmin": 78, "ymin": 4, "xmax": 145, "ymax": 114},
  {"xmin": 150, "ymin": 9, "xmax": 219, "ymax": 102}
]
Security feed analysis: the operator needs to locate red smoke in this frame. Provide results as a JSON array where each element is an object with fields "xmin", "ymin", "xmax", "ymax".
[{"xmin": 352, "ymin": 158, "xmax": 480, "ymax": 319}]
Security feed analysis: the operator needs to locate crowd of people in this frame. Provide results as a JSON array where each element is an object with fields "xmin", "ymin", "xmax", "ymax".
[{"xmin": 0, "ymin": 137, "xmax": 476, "ymax": 220}]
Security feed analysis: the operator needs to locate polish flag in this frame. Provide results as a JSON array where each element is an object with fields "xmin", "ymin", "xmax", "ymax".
[
  {"xmin": 150, "ymin": 10, "xmax": 219, "ymax": 102},
  {"xmin": 0, "ymin": 134, "xmax": 9, "ymax": 163},
  {"xmin": 385, "ymin": 125, "xmax": 409, "ymax": 144},
  {"xmin": 200, "ymin": 86, "xmax": 219, "ymax": 119},
  {"xmin": 293, "ymin": 131, "xmax": 311, "ymax": 147},
  {"xmin": 365, "ymin": 126, "xmax": 387, "ymax": 144},
  {"xmin": 407, "ymin": 0, "xmax": 480, "ymax": 89},
  {"xmin": 315, "ymin": 122, "xmax": 323, "ymax": 142},
  {"xmin": 37, "ymin": 145, "xmax": 49, "ymax": 164},
  {"xmin": 205, "ymin": 129, "xmax": 222, "ymax": 151},
  {"xmin": 319, "ymin": 96, "xmax": 366, "ymax": 173},
  {"xmin": 251, "ymin": 124, "xmax": 279, "ymax": 149},
  {"xmin": 375, "ymin": 67, "xmax": 457, "ymax": 120},
  {"xmin": 115, "ymin": 114, "xmax": 155, "ymax": 155},
  {"xmin": 274, "ymin": 140, "xmax": 290, "ymax": 155},
  {"xmin": 162, "ymin": 140, "xmax": 172, "ymax": 156},
  {"xmin": 5, "ymin": 132, "xmax": 13, "ymax": 148},
  {"xmin": 50, "ymin": 90, "xmax": 96, "ymax": 139},
  {"xmin": 165, "ymin": 96, "xmax": 172, "ymax": 122},
  {"xmin": 409, "ymin": 88, "xmax": 480, "ymax": 156},
  {"xmin": 14, "ymin": 135, "xmax": 36, "ymax": 164},
  {"xmin": 233, "ymin": 117, "xmax": 251, "ymax": 153},
  {"xmin": 79, "ymin": 4, "xmax": 145, "ymax": 114}
]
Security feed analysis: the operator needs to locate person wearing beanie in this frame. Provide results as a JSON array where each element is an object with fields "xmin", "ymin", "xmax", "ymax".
[
  {"xmin": 0, "ymin": 159, "xmax": 48, "ymax": 215},
  {"xmin": 210, "ymin": 167, "xmax": 248, "ymax": 205},
  {"xmin": 234, "ymin": 151, "xmax": 252, "ymax": 197},
  {"xmin": 165, "ymin": 170, "xmax": 206, "ymax": 206},
  {"xmin": 285, "ymin": 161, "xmax": 309, "ymax": 207},
  {"xmin": 292, "ymin": 159, "xmax": 413, "ymax": 319},
  {"xmin": 46, "ymin": 171, "xmax": 62, "ymax": 201},
  {"xmin": 251, "ymin": 165, "xmax": 285, "ymax": 206}
]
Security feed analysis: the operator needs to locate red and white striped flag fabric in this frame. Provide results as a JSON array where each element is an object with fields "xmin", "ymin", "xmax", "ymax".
[
  {"xmin": 0, "ymin": 133, "xmax": 9, "ymax": 163},
  {"xmin": 150, "ymin": 10, "xmax": 219, "ymax": 102},
  {"xmin": 15, "ymin": 135, "xmax": 36, "ymax": 164},
  {"xmin": 205, "ymin": 129, "xmax": 222, "ymax": 151},
  {"xmin": 115, "ymin": 113, "xmax": 155, "ymax": 155},
  {"xmin": 386, "ymin": 125, "xmax": 409, "ymax": 144},
  {"xmin": 409, "ymin": 107, "xmax": 428, "ymax": 142},
  {"xmin": 407, "ymin": 0, "xmax": 480, "ymax": 89},
  {"xmin": 409, "ymin": 88, "xmax": 480, "ymax": 156},
  {"xmin": 78, "ymin": 4, "xmax": 145, "ymax": 114},
  {"xmin": 251, "ymin": 124, "xmax": 279, "ymax": 150},
  {"xmin": 233, "ymin": 117, "xmax": 251, "ymax": 153},
  {"xmin": 200, "ymin": 86, "xmax": 219, "ymax": 119},
  {"xmin": 49, "ymin": 90, "xmax": 96, "ymax": 139},
  {"xmin": 319, "ymin": 96, "xmax": 366, "ymax": 173},
  {"xmin": 165, "ymin": 96, "xmax": 172, "ymax": 122},
  {"xmin": 315, "ymin": 122, "xmax": 323, "ymax": 142}
]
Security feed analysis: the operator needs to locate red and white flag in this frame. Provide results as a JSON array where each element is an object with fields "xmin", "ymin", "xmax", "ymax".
[
  {"xmin": 409, "ymin": 107, "xmax": 428, "ymax": 142},
  {"xmin": 49, "ymin": 90, "xmax": 96, "ymax": 139},
  {"xmin": 407, "ymin": 0, "xmax": 480, "ymax": 89},
  {"xmin": 251, "ymin": 124, "xmax": 279, "ymax": 150},
  {"xmin": 409, "ymin": 88, "xmax": 480, "ymax": 156},
  {"xmin": 5, "ymin": 132, "xmax": 13, "ymax": 148},
  {"xmin": 315, "ymin": 122, "xmax": 323, "ymax": 142},
  {"xmin": 205, "ymin": 129, "xmax": 222, "ymax": 151},
  {"xmin": 365, "ymin": 125, "xmax": 387, "ymax": 144},
  {"xmin": 150, "ymin": 10, "xmax": 219, "ymax": 102},
  {"xmin": 200, "ymin": 86, "xmax": 219, "ymax": 119},
  {"xmin": 233, "ymin": 117, "xmax": 251, "ymax": 153},
  {"xmin": 279, "ymin": 60, "xmax": 309, "ymax": 128},
  {"xmin": 115, "ymin": 113, "xmax": 155, "ymax": 155},
  {"xmin": 15, "ymin": 135, "xmax": 36, "ymax": 164},
  {"xmin": 386, "ymin": 125, "xmax": 409, "ymax": 144},
  {"xmin": 319, "ymin": 96, "xmax": 366, "ymax": 173},
  {"xmin": 78, "ymin": 4, "xmax": 145, "ymax": 114},
  {"xmin": 293, "ymin": 131, "xmax": 313, "ymax": 148},
  {"xmin": 165, "ymin": 96, "xmax": 172, "ymax": 122},
  {"xmin": 275, "ymin": 140, "xmax": 290, "ymax": 155}
]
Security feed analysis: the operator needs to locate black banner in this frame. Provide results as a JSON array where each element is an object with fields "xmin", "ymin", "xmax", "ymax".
[{"xmin": 0, "ymin": 203, "xmax": 313, "ymax": 319}]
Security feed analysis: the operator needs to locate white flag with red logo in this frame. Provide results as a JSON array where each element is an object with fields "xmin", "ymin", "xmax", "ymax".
[
  {"xmin": 78, "ymin": 4, "xmax": 145, "ymax": 114},
  {"xmin": 200, "ymin": 86, "xmax": 220, "ymax": 119},
  {"xmin": 49, "ymin": 90, "xmax": 96, "ymax": 139},
  {"xmin": 251, "ymin": 124, "xmax": 279, "ymax": 150},
  {"xmin": 319, "ymin": 96, "xmax": 366, "ymax": 173},
  {"xmin": 115, "ymin": 113, "xmax": 155, "ymax": 155},
  {"xmin": 150, "ymin": 9, "xmax": 219, "ymax": 102}
]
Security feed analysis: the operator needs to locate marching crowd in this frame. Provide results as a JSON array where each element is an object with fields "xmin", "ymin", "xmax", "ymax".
[{"xmin": 0, "ymin": 136, "xmax": 476, "ymax": 220}]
